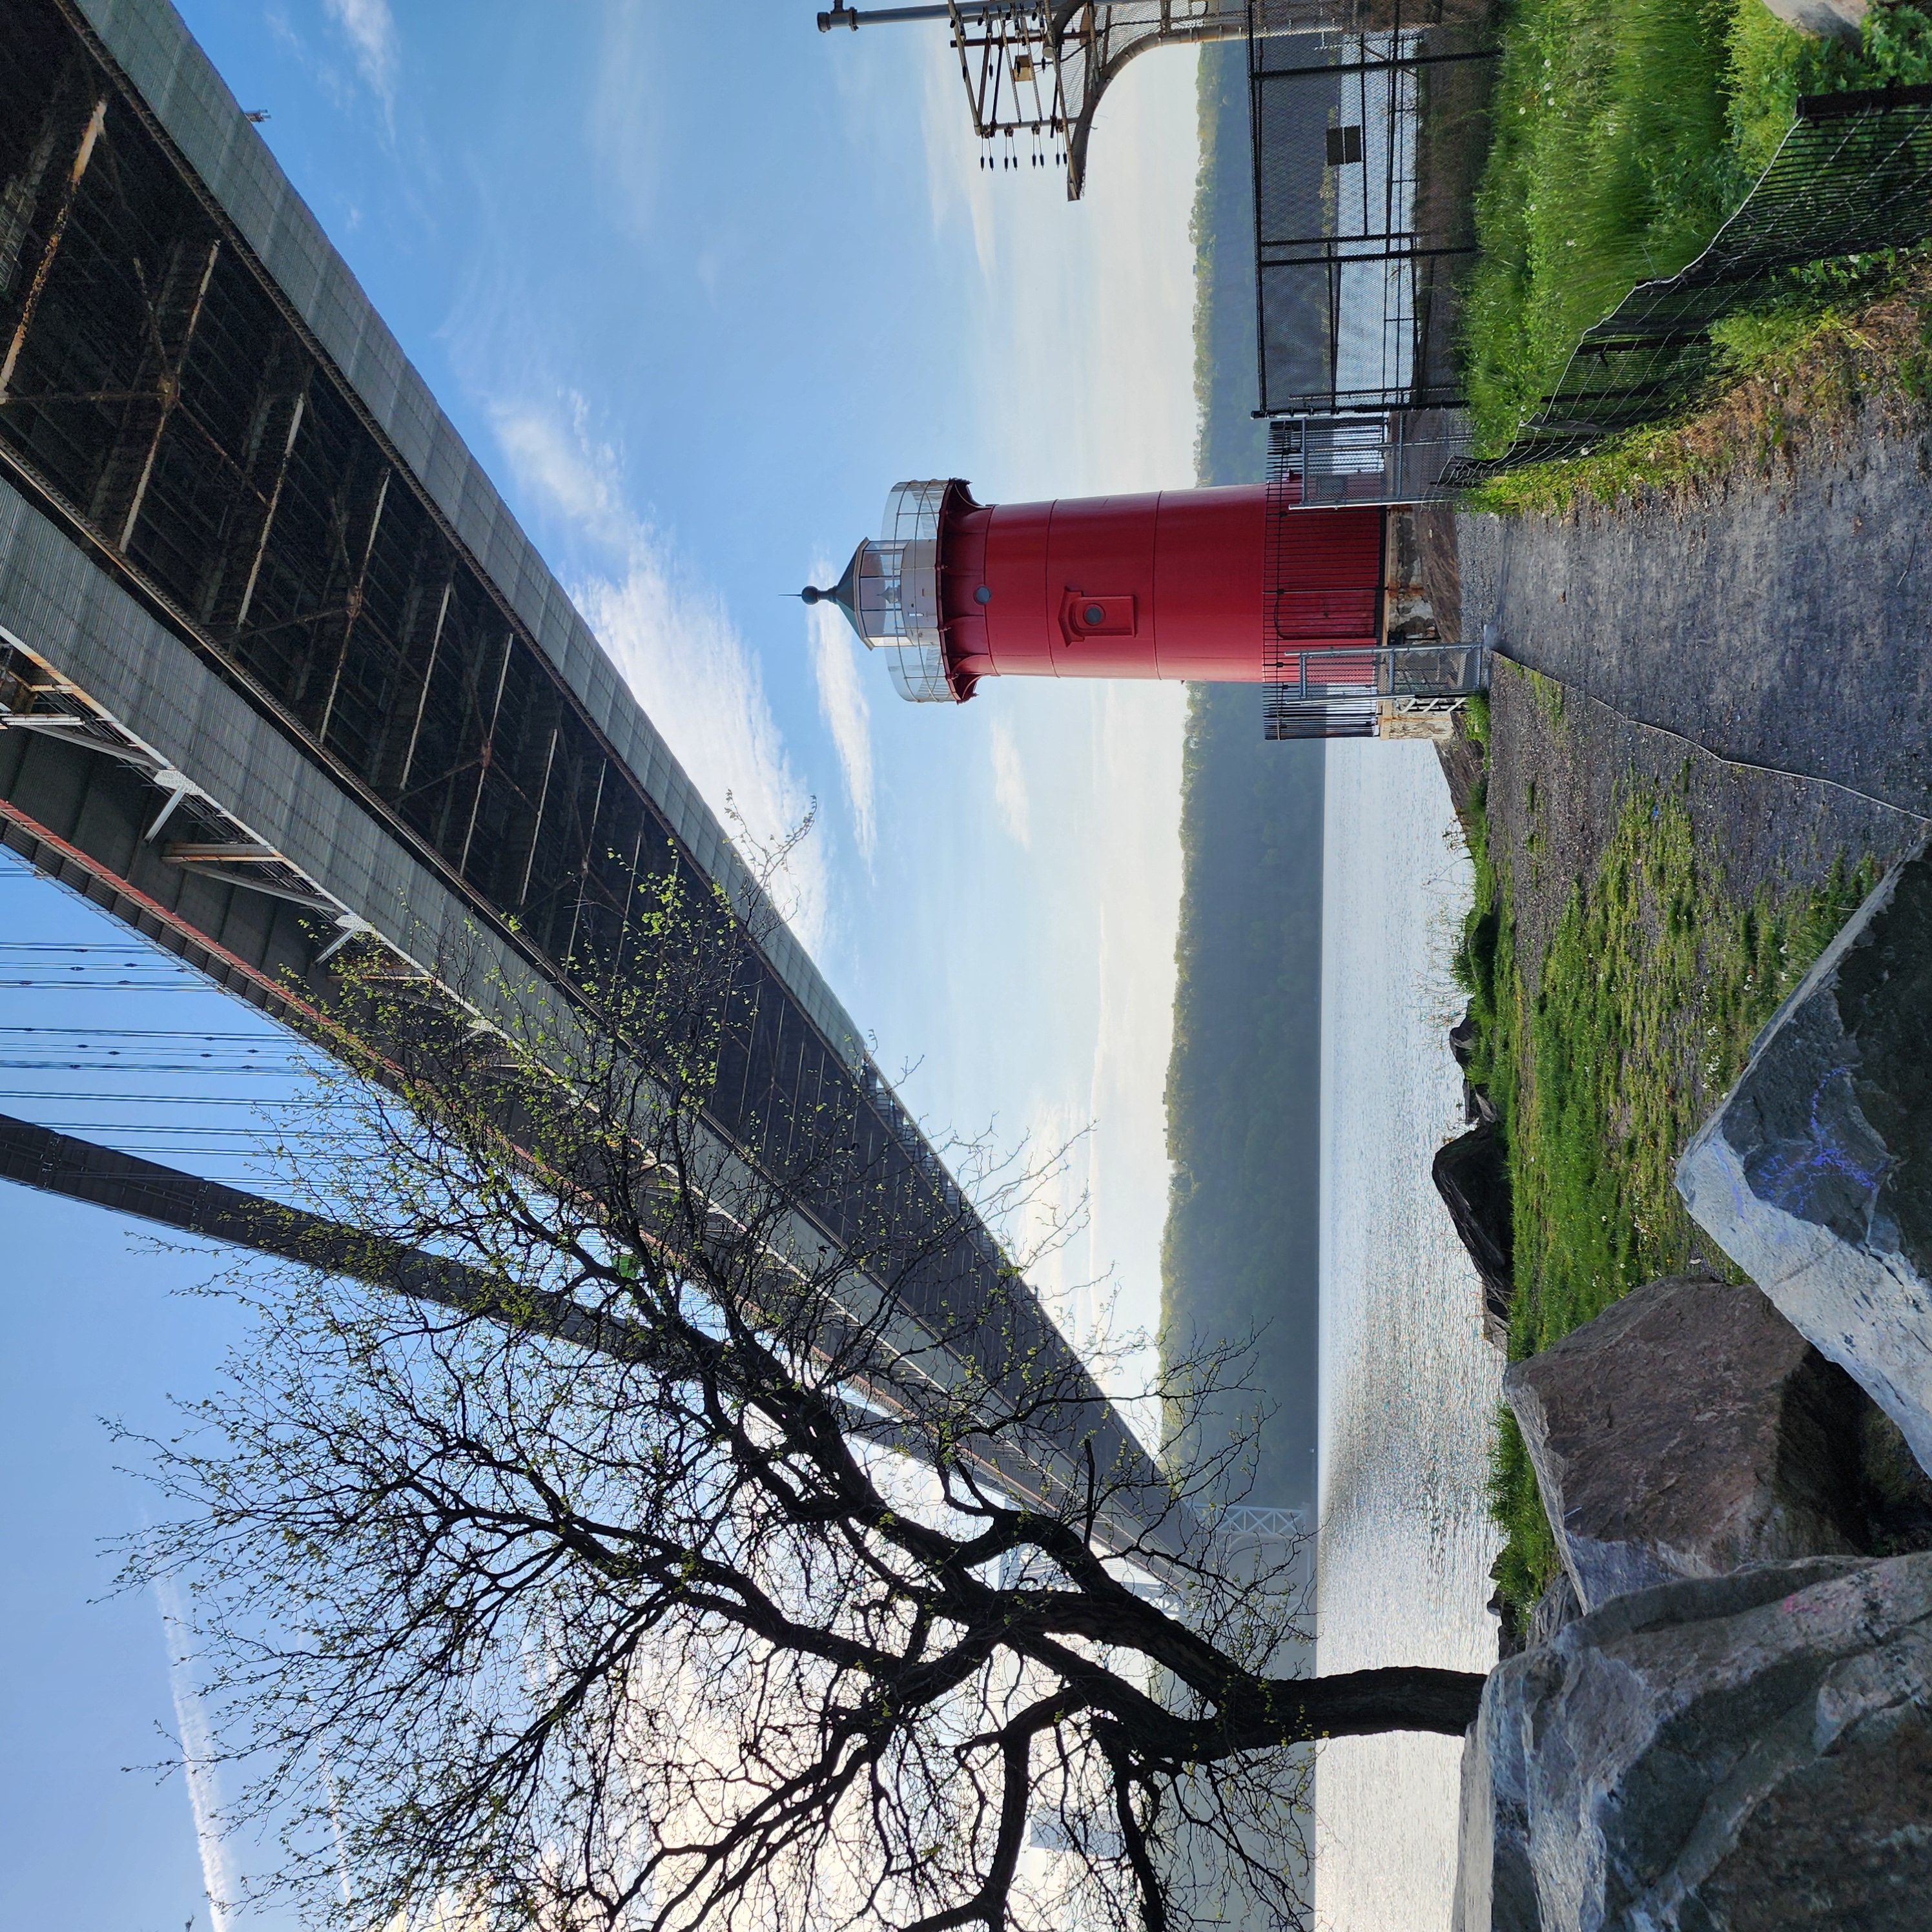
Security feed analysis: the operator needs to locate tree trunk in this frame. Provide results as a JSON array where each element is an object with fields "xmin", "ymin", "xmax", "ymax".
[{"xmin": 1276, "ymin": 1665, "xmax": 1486, "ymax": 1740}]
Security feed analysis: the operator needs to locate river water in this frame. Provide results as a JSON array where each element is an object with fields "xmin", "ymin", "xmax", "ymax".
[{"xmin": 1313, "ymin": 741, "xmax": 1505, "ymax": 1930}]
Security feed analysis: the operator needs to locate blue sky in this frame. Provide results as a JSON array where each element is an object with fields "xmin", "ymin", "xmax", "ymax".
[{"xmin": 1, "ymin": 5, "xmax": 1204, "ymax": 1925}]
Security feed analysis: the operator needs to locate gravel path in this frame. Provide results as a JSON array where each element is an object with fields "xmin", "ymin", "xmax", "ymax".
[{"xmin": 1457, "ymin": 427, "xmax": 1932, "ymax": 827}]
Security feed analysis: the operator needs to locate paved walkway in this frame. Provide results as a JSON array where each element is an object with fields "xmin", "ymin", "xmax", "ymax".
[{"xmin": 1456, "ymin": 429, "xmax": 1932, "ymax": 827}]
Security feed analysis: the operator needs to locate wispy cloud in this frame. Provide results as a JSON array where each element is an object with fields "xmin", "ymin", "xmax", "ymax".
[
  {"xmin": 324, "ymin": 0, "xmax": 399, "ymax": 109},
  {"xmin": 491, "ymin": 396, "xmax": 630, "ymax": 551},
  {"xmin": 987, "ymin": 714, "xmax": 1030, "ymax": 847},
  {"xmin": 491, "ymin": 395, "xmax": 831, "ymax": 952},
  {"xmin": 807, "ymin": 556, "xmax": 876, "ymax": 867},
  {"xmin": 155, "ymin": 1575, "xmax": 238, "ymax": 1932},
  {"xmin": 587, "ymin": 4, "xmax": 666, "ymax": 235}
]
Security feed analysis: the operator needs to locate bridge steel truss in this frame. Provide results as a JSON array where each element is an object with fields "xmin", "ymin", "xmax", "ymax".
[{"xmin": 0, "ymin": 0, "xmax": 1170, "ymax": 1551}]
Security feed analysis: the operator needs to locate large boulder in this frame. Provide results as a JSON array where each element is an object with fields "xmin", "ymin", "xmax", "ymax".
[
  {"xmin": 1503, "ymin": 1273, "xmax": 1869, "ymax": 1612},
  {"xmin": 1435, "ymin": 1117, "xmax": 1514, "ymax": 1344},
  {"xmin": 1678, "ymin": 838, "xmax": 1932, "ymax": 1477},
  {"xmin": 1453, "ymin": 1554, "xmax": 1932, "ymax": 1932}
]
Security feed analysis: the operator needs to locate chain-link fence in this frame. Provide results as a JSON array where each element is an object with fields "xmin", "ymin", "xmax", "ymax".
[{"xmin": 1442, "ymin": 82, "xmax": 1932, "ymax": 482}]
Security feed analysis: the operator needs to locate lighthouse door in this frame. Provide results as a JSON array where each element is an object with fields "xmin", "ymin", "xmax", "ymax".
[{"xmin": 1265, "ymin": 502, "xmax": 1383, "ymax": 699}]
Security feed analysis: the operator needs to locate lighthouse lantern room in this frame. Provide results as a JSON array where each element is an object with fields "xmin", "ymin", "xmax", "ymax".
[{"xmin": 810, "ymin": 482, "xmax": 955, "ymax": 704}]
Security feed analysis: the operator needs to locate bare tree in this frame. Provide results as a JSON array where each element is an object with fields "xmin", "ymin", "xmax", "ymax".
[{"xmin": 127, "ymin": 857, "xmax": 1485, "ymax": 1932}]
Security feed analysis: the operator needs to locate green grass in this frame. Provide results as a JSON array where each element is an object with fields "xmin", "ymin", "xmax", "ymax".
[
  {"xmin": 1460, "ymin": 274, "xmax": 1932, "ymax": 512},
  {"xmin": 1457, "ymin": 737, "xmax": 1879, "ymax": 1610},
  {"xmin": 1463, "ymin": 0, "xmax": 1932, "ymax": 451},
  {"xmin": 1508, "ymin": 789, "xmax": 1873, "ymax": 1351}
]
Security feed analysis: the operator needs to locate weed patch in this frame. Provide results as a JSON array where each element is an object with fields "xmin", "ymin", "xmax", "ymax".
[
  {"xmin": 1473, "ymin": 774, "xmax": 1876, "ymax": 1608},
  {"xmin": 1463, "ymin": 0, "xmax": 1932, "ymax": 455},
  {"xmin": 1463, "ymin": 263, "xmax": 1932, "ymax": 512}
]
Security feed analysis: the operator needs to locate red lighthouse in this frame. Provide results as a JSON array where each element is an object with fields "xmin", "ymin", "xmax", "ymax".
[{"xmin": 806, "ymin": 479, "xmax": 1479, "ymax": 738}]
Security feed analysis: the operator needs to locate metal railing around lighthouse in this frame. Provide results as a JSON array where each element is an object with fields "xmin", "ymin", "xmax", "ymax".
[
  {"xmin": 1259, "ymin": 463, "xmax": 1483, "ymax": 739},
  {"xmin": 1266, "ymin": 409, "xmax": 1472, "ymax": 506},
  {"xmin": 1261, "ymin": 641, "xmax": 1486, "ymax": 739}
]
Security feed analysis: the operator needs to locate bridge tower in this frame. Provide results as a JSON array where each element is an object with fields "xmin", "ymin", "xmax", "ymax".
[{"xmin": 805, "ymin": 477, "xmax": 1484, "ymax": 740}]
